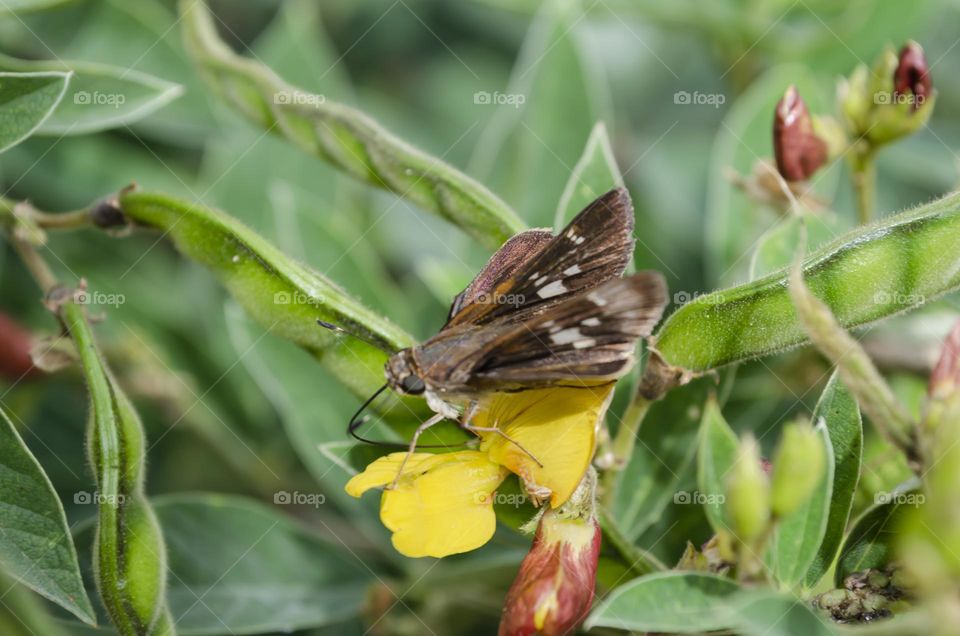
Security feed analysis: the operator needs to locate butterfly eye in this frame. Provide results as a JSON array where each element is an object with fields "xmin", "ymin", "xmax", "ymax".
[{"xmin": 400, "ymin": 374, "xmax": 426, "ymax": 395}]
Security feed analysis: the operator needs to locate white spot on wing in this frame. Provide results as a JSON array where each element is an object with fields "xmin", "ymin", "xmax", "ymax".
[
  {"xmin": 582, "ymin": 317, "xmax": 601, "ymax": 327},
  {"xmin": 573, "ymin": 338, "xmax": 596, "ymax": 349},
  {"xmin": 537, "ymin": 280, "xmax": 567, "ymax": 298},
  {"xmin": 534, "ymin": 275, "xmax": 548, "ymax": 287},
  {"xmin": 564, "ymin": 265, "xmax": 581, "ymax": 276},
  {"xmin": 587, "ymin": 292, "xmax": 608, "ymax": 306},
  {"xmin": 551, "ymin": 328, "xmax": 582, "ymax": 345}
]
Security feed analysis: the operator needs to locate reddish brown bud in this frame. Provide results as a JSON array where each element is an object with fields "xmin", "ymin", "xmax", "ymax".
[
  {"xmin": 499, "ymin": 510, "xmax": 601, "ymax": 636},
  {"xmin": 930, "ymin": 320, "xmax": 960, "ymax": 399},
  {"xmin": 0, "ymin": 313, "xmax": 36, "ymax": 380},
  {"xmin": 773, "ymin": 86, "xmax": 828, "ymax": 182},
  {"xmin": 894, "ymin": 41, "xmax": 931, "ymax": 111}
]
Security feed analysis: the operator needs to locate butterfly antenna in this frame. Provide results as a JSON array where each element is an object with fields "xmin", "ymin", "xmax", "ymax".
[{"xmin": 347, "ymin": 383, "xmax": 469, "ymax": 450}]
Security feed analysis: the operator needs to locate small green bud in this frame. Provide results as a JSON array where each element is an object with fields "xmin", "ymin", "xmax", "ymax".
[
  {"xmin": 770, "ymin": 420, "xmax": 826, "ymax": 518},
  {"xmin": 725, "ymin": 434, "xmax": 770, "ymax": 542}
]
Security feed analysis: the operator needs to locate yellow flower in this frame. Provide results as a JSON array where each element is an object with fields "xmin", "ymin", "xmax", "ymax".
[
  {"xmin": 345, "ymin": 384, "xmax": 614, "ymax": 558},
  {"xmin": 475, "ymin": 385, "xmax": 613, "ymax": 508},
  {"xmin": 346, "ymin": 450, "xmax": 507, "ymax": 558}
]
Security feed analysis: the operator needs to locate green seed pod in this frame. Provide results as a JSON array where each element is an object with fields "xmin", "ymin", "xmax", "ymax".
[
  {"xmin": 770, "ymin": 420, "xmax": 826, "ymax": 518},
  {"xmin": 60, "ymin": 301, "xmax": 173, "ymax": 636},
  {"xmin": 725, "ymin": 435, "xmax": 770, "ymax": 543},
  {"xmin": 114, "ymin": 190, "xmax": 422, "ymax": 417},
  {"xmin": 178, "ymin": 0, "xmax": 524, "ymax": 250},
  {"xmin": 641, "ymin": 191, "xmax": 960, "ymax": 399}
]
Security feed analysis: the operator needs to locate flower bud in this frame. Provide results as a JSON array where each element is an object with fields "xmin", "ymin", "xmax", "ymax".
[
  {"xmin": 929, "ymin": 320, "xmax": 960, "ymax": 400},
  {"xmin": 0, "ymin": 312, "xmax": 36, "ymax": 380},
  {"xmin": 499, "ymin": 475, "xmax": 600, "ymax": 636},
  {"xmin": 725, "ymin": 434, "xmax": 770, "ymax": 542},
  {"xmin": 773, "ymin": 85, "xmax": 828, "ymax": 182},
  {"xmin": 894, "ymin": 41, "xmax": 931, "ymax": 111},
  {"xmin": 770, "ymin": 420, "xmax": 825, "ymax": 518}
]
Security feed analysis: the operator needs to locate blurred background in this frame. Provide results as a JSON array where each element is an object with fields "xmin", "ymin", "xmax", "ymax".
[{"xmin": 1, "ymin": 0, "xmax": 958, "ymax": 633}]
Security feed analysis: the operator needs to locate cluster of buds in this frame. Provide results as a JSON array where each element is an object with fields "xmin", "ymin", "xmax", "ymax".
[
  {"xmin": 840, "ymin": 41, "xmax": 935, "ymax": 147},
  {"xmin": 722, "ymin": 423, "xmax": 824, "ymax": 577},
  {"xmin": 499, "ymin": 470, "xmax": 601, "ymax": 636}
]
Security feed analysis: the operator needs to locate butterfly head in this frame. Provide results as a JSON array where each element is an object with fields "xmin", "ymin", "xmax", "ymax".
[{"xmin": 386, "ymin": 348, "xmax": 426, "ymax": 395}]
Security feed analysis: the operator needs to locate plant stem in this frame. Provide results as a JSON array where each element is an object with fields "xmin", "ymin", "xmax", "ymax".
[
  {"xmin": 852, "ymin": 148, "xmax": 876, "ymax": 224},
  {"xmin": 600, "ymin": 393, "xmax": 651, "ymax": 507},
  {"xmin": 10, "ymin": 236, "xmax": 58, "ymax": 293},
  {"xmin": 30, "ymin": 208, "xmax": 95, "ymax": 230}
]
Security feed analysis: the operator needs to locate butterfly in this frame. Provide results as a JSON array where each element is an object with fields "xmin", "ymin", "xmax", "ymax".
[{"xmin": 349, "ymin": 187, "xmax": 668, "ymax": 470}]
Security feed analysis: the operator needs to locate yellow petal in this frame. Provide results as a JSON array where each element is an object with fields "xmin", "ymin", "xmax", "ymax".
[
  {"xmin": 474, "ymin": 384, "xmax": 614, "ymax": 508},
  {"xmin": 346, "ymin": 450, "xmax": 508, "ymax": 558},
  {"xmin": 344, "ymin": 452, "xmax": 439, "ymax": 497}
]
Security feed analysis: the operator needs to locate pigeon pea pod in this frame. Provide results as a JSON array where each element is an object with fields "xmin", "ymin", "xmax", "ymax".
[
  {"xmin": 642, "ymin": 191, "xmax": 960, "ymax": 399},
  {"xmin": 115, "ymin": 190, "xmax": 419, "ymax": 411},
  {"xmin": 178, "ymin": 0, "xmax": 524, "ymax": 250},
  {"xmin": 59, "ymin": 301, "xmax": 173, "ymax": 636}
]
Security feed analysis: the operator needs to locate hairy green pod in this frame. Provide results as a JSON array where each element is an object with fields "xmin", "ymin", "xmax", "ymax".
[
  {"xmin": 178, "ymin": 0, "xmax": 524, "ymax": 249},
  {"xmin": 60, "ymin": 301, "xmax": 172, "ymax": 636},
  {"xmin": 642, "ymin": 191, "xmax": 960, "ymax": 398},
  {"xmin": 116, "ymin": 191, "xmax": 419, "ymax": 411}
]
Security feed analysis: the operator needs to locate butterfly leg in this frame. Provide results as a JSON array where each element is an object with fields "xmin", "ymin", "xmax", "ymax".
[
  {"xmin": 389, "ymin": 412, "xmax": 446, "ymax": 490},
  {"xmin": 459, "ymin": 402, "xmax": 544, "ymax": 468}
]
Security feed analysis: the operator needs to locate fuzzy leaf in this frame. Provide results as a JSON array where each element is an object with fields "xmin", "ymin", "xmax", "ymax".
[{"xmin": 0, "ymin": 407, "xmax": 96, "ymax": 625}]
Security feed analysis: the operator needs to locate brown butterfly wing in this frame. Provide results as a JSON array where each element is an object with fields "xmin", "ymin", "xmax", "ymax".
[{"xmin": 445, "ymin": 188, "xmax": 635, "ymax": 327}]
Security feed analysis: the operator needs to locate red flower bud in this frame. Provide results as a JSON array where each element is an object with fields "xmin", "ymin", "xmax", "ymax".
[
  {"xmin": 894, "ymin": 41, "xmax": 931, "ymax": 111},
  {"xmin": 773, "ymin": 85, "xmax": 827, "ymax": 182},
  {"xmin": 930, "ymin": 320, "xmax": 960, "ymax": 399},
  {"xmin": 0, "ymin": 312, "xmax": 36, "ymax": 380},
  {"xmin": 499, "ymin": 509, "xmax": 601, "ymax": 636}
]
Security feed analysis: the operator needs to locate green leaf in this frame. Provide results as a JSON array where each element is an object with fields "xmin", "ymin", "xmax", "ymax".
[
  {"xmin": 586, "ymin": 571, "xmax": 741, "ymax": 632},
  {"xmin": 767, "ymin": 421, "xmax": 833, "ymax": 589},
  {"xmin": 734, "ymin": 591, "xmax": 837, "ymax": 636},
  {"xmin": 697, "ymin": 396, "xmax": 738, "ymax": 534},
  {"xmin": 835, "ymin": 480, "xmax": 921, "ymax": 585},
  {"xmin": 705, "ymin": 64, "xmax": 839, "ymax": 286},
  {"xmin": 645, "ymin": 190, "xmax": 960, "ymax": 386},
  {"xmin": 611, "ymin": 377, "xmax": 710, "ymax": 540},
  {"xmin": 554, "ymin": 121, "xmax": 623, "ymax": 228},
  {"xmin": 0, "ymin": 71, "xmax": 70, "ymax": 153},
  {"xmin": 805, "ymin": 373, "xmax": 863, "ymax": 588},
  {"xmin": 180, "ymin": 0, "xmax": 523, "ymax": 249},
  {"xmin": 75, "ymin": 493, "xmax": 375, "ymax": 634},
  {"xmin": 0, "ymin": 55, "xmax": 182, "ymax": 135},
  {"xmin": 470, "ymin": 0, "xmax": 609, "ymax": 227},
  {"xmin": 0, "ymin": 407, "xmax": 96, "ymax": 625},
  {"xmin": 115, "ymin": 190, "xmax": 414, "ymax": 406}
]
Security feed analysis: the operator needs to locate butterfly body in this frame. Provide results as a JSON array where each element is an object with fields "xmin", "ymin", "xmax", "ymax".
[{"xmin": 383, "ymin": 188, "xmax": 669, "ymax": 424}]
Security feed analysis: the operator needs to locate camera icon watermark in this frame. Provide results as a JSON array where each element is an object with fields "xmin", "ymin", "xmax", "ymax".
[
  {"xmin": 273, "ymin": 291, "xmax": 323, "ymax": 306},
  {"xmin": 475, "ymin": 291, "xmax": 525, "ymax": 307},
  {"xmin": 874, "ymin": 491, "xmax": 925, "ymax": 507},
  {"xmin": 873, "ymin": 290, "xmax": 925, "ymax": 305},
  {"xmin": 76, "ymin": 290, "xmax": 126, "ymax": 307},
  {"xmin": 673, "ymin": 490, "xmax": 725, "ymax": 505},
  {"xmin": 673, "ymin": 91, "xmax": 725, "ymax": 108},
  {"xmin": 474, "ymin": 492, "xmax": 529, "ymax": 507},
  {"xmin": 673, "ymin": 290, "xmax": 723, "ymax": 306},
  {"xmin": 74, "ymin": 90, "xmax": 126, "ymax": 109},
  {"xmin": 274, "ymin": 491, "xmax": 326, "ymax": 508},
  {"xmin": 473, "ymin": 91, "xmax": 525, "ymax": 108},
  {"xmin": 74, "ymin": 491, "xmax": 126, "ymax": 505},
  {"xmin": 873, "ymin": 91, "xmax": 926, "ymax": 107},
  {"xmin": 273, "ymin": 90, "xmax": 326, "ymax": 108}
]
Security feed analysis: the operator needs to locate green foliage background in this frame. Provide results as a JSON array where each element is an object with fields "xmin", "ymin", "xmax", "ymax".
[{"xmin": 1, "ymin": 0, "xmax": 958, "ymax": 634}]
